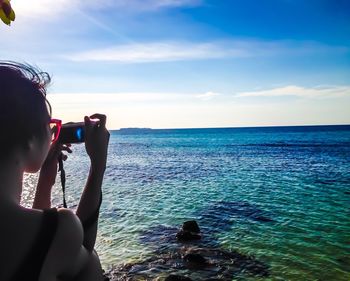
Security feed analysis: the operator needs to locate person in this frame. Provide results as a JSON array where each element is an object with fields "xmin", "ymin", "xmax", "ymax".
[{"xmin": 0, "ymin": 61, "xmax": 110, "ymax": 281}]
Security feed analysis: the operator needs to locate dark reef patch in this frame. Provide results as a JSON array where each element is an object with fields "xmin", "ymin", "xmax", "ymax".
[
  {"xmin": 197, "ymin": 201, "xmax": 274, "ymax": 235},
  {"xmin": 106, "ymin": 201, "xmax": 273, "ymax": 280},
  {"xmin": 104, "ymin": 246, "xmax": 269, "ymax": 280}
]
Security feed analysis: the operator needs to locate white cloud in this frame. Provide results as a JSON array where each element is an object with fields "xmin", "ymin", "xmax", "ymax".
[
  {"xmin": 65, "ymin": 41, "xmax": 250, "ymax": 63},
  {"xmin": 236, "ymin": 85, "xmax": 350, "ymax": 99},
  {"xmin": 12, "ymin": 0, "xmax": 201, "ymax": 19},
  {"xmin": 49, "ymin": 91, "xmax": 222, "ymax": 105},
  {"xmin": 64, "ymin": 40, "xmax": 348, "ymax": 63},
  {"xmin": 49, "ymin": 92, "xmax": 186, "ymax": 105},
  {"xmin": 93, "ymin": 0, "xmax": 202, "ymax": 10},
  {"xmin": 196, "ymin": 91, "xmax": 221, "ymax": 101}
]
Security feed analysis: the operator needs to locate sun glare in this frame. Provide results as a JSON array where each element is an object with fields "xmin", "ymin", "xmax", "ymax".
[{"xmin": 12, "ymin": 0, "xmax": 70, "ymax": 17}]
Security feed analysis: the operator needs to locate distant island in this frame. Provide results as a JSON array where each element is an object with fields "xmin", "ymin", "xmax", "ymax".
[
  {"xmin": 111, "ymin": 125, "xmax": 350, "ymax": 134},
  {"xmin": 117, "ymin": 127, "xmax": 153, "ymax": 134}
]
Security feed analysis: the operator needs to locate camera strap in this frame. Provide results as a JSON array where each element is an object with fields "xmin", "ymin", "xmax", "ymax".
[{"xmin": 58, "ymin": 154, "xmax": 67, "ymax": 208}]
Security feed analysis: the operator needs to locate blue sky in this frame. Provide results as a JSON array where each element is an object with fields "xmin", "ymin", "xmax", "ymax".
[{"xmin": 1, "ymin": 0, "xmax": 349, "ymax": 128}]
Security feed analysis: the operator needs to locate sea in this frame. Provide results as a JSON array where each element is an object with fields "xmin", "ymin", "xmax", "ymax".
[{"xmin": 22, "ymin": 125, "xmax": 350, "ymax": 280}]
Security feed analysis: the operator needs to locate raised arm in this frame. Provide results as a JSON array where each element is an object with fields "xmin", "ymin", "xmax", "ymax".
[
  {"xmin": 76, "ymin": 114, "xmax": 110, "ymax": 251},
  {"xmin": 33, "ymin": 143, "xmax": 71, "ymax": 210}
]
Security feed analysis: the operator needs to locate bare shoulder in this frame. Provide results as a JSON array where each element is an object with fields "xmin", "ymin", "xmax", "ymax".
[
  {"xmin": 40, "ymin": 208, "xmax": 87, "ymax": 280},
  {"xmin": 54, "ymin": 208, "xmax": 85, "ymax": 267},
  {"xmin": 56, "ymin": 208, "xmax": 84, "ymax": 244}
]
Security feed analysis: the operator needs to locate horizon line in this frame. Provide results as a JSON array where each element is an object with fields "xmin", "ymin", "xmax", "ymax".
[{"xmin": 110, "ymin": 123, "xmax": 350, "ymax": 131}]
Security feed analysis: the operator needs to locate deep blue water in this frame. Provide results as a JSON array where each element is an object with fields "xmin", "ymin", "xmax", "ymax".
[{"xmin": 23, "ymin": 125, "xmax": 350, "ymax": 280}]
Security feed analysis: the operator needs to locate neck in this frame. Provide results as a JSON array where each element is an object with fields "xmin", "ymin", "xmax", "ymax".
[{"xmin": 0, "ymin": 155, "xmax": 24, "ymax": 206}]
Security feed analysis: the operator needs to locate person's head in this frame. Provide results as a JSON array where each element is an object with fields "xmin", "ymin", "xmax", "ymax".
[{"xmin": 0, "ymin": 62, "xmax": 52, "ymax": 172}]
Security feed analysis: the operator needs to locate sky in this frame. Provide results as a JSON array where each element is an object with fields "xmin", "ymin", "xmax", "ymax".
[{"xmin": 0, "ymin": 0, "xmax": 349, "ymax": 129}]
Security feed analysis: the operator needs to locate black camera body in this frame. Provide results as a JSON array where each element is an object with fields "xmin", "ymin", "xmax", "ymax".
[{"xmin": 58, "ymin": 122, "xmax": 85, "ymax": 144}]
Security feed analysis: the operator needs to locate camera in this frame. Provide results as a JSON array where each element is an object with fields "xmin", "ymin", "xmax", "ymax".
[{"xmin": 58, "ymin": 122, "xmax": 85, "ymax": 144}]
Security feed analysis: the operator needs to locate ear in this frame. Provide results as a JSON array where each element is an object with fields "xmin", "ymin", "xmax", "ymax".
[
  {"xmin": 22, "ymin": 138, "xmax": 34, "ymax": 164},
  {"xmin": 22, "ymin": 136, "xmax": 42, "ymax": 173},
  {"xmin": 22, "ymin": 136, "xmax": 35, "ymax": 154}
]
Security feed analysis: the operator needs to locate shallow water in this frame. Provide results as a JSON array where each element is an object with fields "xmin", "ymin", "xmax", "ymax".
[{"xmin": 22, "ymin": 125, "xmax": 350, "ymax": 280}]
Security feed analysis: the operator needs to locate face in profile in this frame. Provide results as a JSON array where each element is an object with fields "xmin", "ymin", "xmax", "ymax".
[
  {"xmin": 0, "ymin": 62, "xmax": 53, "ymax": 172},
  {"xmin": 24, "ymin": 117, "xmax": 52, "ymax": 173}
]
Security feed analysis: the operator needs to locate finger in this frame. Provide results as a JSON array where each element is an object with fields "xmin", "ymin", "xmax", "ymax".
[
  {"xmin": 62, "ymin": 154, "xmax": 68, "ymax": 161},
  {"xmin": 89, "ymin": 113, "xmax": 106, "ymax": 128},
  {"xmin": 62, "ymin": 146, "xmax": 72, "ymax": 153},
  {"xmin": 55, "ymin": 143, "xmax": 66, "ymax": 153},
  {"xmin": 84, "ymin": 116, "xmax": 92, "ymax": 134}
]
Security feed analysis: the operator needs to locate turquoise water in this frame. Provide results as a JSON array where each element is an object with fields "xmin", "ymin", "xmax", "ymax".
[{"xmin": 22, "ymin": 125, "xmax": 350, "ymax": 280}]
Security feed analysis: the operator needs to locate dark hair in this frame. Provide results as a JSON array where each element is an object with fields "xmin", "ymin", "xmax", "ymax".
[{"xmin": 0, "ymin": 62, "xmax": 52, "ymax": 160}]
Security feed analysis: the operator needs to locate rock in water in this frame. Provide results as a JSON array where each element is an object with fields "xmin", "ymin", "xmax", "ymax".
[
  {"xmin": 182, "ymin": 221, "xmax": 201, "ymax": 233},
  {"xmin": 176, "ymin": 220, "xmax": 202, "ymax": 241}
]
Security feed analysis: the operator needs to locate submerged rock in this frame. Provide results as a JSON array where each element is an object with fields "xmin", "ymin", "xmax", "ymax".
[
  {"xmin": 108, "ymin": 213, "xmax": 271, "ymax": 280},
  {"xmin": 104, "ymin": 246, "xmax": 269, "ymax": 280},
  {"xmin": 140, "ymin": 202, "xmax": 273, "ymax": 249},
  {"xmin": 183, "ymin": 253, "xmax": 208, "ymax": 267},
  {"xmin": 198, "ymin": 201, "xmax": 274, "ymax": 232}
]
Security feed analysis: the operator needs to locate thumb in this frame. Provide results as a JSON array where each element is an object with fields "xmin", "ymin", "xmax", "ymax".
[
  {"xmin": 84, "ymin": 116, "xmax": 93, "ymax": 139},
  {"xmin": 84, "ymin": 116, "xmax": 91, "ymax": 129}
]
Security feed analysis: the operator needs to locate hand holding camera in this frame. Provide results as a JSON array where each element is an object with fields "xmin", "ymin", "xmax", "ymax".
[
  {"xmin": 57, "ymin": 114, "xmax": 110, "ymax": 169},
  {"xmin": 43, "ymin": 113, "xmax": 110, "ymax": 185},
  {"xmin": 84, "ymin": 114, "xmax": 110, "ymax": 172}
]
